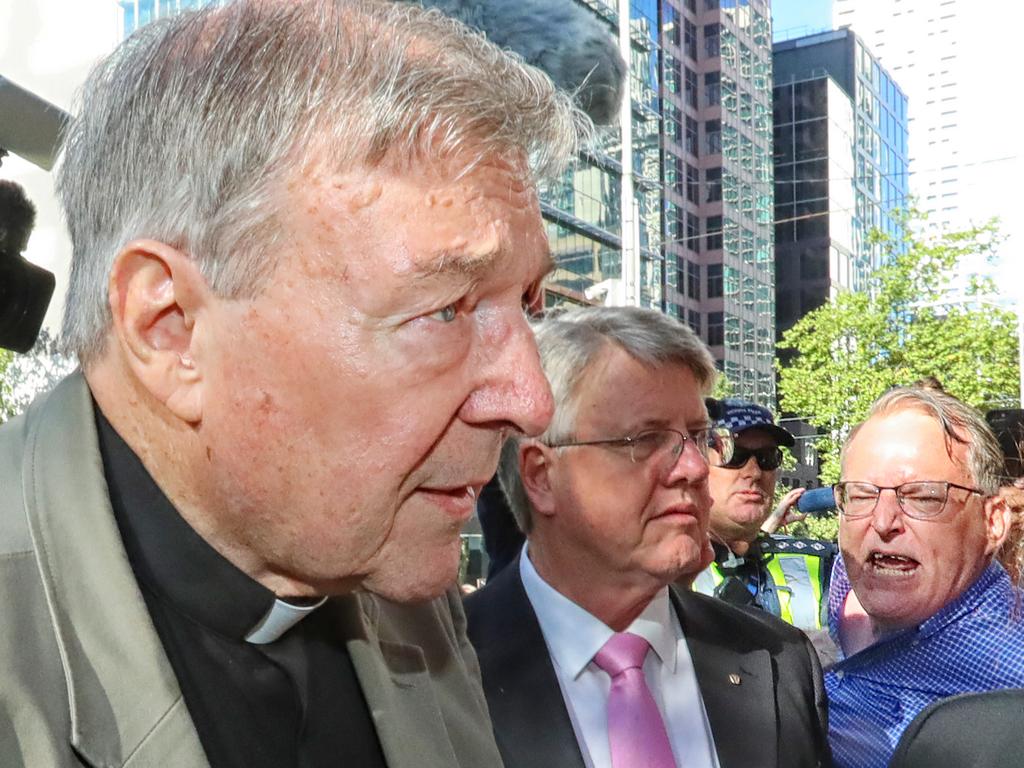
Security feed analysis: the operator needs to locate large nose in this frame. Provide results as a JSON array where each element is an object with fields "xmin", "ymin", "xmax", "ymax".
[
  {"xmin": 871, "ymin": 488, "xmax": 905, "ymax": 537},
  {"xmin": 460, "ymin": 307, "xmax": 554, "ymax": 436},
  {"xmin": 662, "ymin": 437, "xmax": 711, "ymax": 487}
]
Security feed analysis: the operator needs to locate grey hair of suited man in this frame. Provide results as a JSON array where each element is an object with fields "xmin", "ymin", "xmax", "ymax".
[
  {"xmin": 57, "ymin": 0, "xmax": 590, "ymax": 364},
  {"xmin": 498, "ymin": 306, "xmax": 718, "ymax": 534}
]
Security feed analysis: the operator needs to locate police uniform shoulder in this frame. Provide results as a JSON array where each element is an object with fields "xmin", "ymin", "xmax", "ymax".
[{"xmin": 762, "ymin": 534, "xmax": 837, "ymax": 557}]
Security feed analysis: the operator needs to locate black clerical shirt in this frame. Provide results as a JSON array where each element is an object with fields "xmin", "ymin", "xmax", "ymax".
[{"xmin": 95, "ymin": 407, "xmax": 387, "ymax": 768}]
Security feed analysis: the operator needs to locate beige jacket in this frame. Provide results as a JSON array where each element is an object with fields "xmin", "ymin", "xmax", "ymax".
[{"xmin": 0, "ymin": 373, "xmax": 503, "ymax": 768}]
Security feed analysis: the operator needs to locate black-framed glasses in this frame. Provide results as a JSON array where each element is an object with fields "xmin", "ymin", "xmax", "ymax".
[
  {"xmin": 547, "ymin": 427, "xmax": 734, "ymax": 475},
  {"xmin": 833, "ymin": 480, "xmax": 986, "ymax": 520},
  {"xmin": 716, "ymin": 445, "xmax": 784, "ymax": 471}
]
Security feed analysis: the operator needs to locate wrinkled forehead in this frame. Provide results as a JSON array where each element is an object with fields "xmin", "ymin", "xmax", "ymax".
[{"xmin": 845, "ymin": 407, "xmax": 971, "ymax": 477}]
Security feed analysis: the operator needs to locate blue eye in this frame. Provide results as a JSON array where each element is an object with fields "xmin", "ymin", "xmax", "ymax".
[{"xmin": 430, "ymin": 304, "xmax": 458, "ymax": 322}]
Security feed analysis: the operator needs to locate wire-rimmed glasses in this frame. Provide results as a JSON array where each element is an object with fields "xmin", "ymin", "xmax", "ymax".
[
  {"xmin": 546, "ymin": 427, "xmax": 734, "ymax": 476},
  {"xmin": 833, "ymin": 480, "xmax": 986, "ymax": 520}
]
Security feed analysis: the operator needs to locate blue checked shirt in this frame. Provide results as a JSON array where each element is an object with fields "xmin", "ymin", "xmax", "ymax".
[{"xmin": 825, "ymin": 557, "xmax": 1024, "ymax": 768}]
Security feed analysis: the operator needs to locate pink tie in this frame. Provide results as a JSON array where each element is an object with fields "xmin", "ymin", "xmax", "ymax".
[{"xmin": 593, "ymin": 632, "xmax": 677, "ymax": 768}]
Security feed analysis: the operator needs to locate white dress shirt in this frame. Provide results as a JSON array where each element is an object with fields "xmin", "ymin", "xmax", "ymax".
[{"xmin": 520, "ymin": 546, "xmax": 721, "ymax": 768}]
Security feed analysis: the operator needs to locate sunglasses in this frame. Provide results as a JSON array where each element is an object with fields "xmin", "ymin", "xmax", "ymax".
[{"xmin": 716, "ymin": 445, "xmax": 783, "ymax": 471}]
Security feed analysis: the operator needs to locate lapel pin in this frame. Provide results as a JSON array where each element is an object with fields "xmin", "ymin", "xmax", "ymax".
[{"xmin": 728, "ymin": 673, "xmax": 741, "ymax": 686}]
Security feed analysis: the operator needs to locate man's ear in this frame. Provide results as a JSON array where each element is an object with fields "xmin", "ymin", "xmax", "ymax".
[
  {"xmin": 984, "ymin": 494, "xmax": 1012, "ymax": 556},
  {"xmin": 520, "ymin": 441, "xmax": 558, "ymax": 519},
  {"xmin": 108, "ymin": 239, "xmax": 208, "ymax": 424}
]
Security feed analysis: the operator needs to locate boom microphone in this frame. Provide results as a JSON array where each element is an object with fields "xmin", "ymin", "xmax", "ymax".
[{"xmin": 418, "ymin": 0, "xmax": 626, "ymax": 125}]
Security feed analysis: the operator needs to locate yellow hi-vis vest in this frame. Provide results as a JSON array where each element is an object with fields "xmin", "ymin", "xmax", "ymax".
[{"xmin": 691, "ymin": 538, "xmax": 833, "ymax": 631}]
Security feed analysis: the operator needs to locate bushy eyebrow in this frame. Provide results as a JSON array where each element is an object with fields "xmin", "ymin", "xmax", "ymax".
[{"xmin": 410, "ymin": 246, "xmax": 555, "ymax": 284}]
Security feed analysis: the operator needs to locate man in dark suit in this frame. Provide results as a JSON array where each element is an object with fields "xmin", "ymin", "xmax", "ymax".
[{"xmin": 466, "ymin": 306, "xmax": 831, "ymax": 768}]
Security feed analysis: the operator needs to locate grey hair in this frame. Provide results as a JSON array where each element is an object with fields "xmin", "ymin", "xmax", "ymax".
[
  {"xmin": 57, "ymin": 0, "xmax": 591, "ymax": 363},
  {"xmin": 843, "ymin": 387, "xmax": 1006, "ymax": 495},
  {"xmin": 499, "ymin": 306, "xmax": 718, "ymax": 533}
]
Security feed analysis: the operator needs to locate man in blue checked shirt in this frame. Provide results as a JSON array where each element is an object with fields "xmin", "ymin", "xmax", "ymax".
[{"xmin": 826, "ymin": 386, "xmax": 1024, "ymax": 768}]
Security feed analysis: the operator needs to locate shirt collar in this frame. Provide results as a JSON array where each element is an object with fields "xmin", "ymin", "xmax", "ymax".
[
  {"xmin": 519, "ymin": 543, "xmax": 677, "ymax": 678},
  {"xmin": 95, "ymin": 403, "xmax": 317, "ymax": 643}
]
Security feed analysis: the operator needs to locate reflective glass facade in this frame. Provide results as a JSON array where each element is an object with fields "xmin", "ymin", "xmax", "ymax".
[
  {"xmin": 773, "ymin": 28, "xmax": 909, "ymax": 292},
  {"xmin": 661, "ymin": 0, "xmax": 775, "ymax": 405}
]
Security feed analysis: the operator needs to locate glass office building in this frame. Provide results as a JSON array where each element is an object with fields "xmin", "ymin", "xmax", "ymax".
[
  {"xmin": 661, "ymin": 0, "xmax": 776, "ymax": 404},
  {"xmin": 773, "ymin": 27, "xmax": 909, "ymax": 305}
]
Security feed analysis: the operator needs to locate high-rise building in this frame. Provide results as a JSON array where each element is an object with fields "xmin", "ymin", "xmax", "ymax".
[
  {"xmin": 832, "ymin": 0, "xmax": 1023, "ymax": 296},
  {"xmin": 661, "ymin": 0, "xmax": 776, "ymax": 405},
  {"xmin": 772, "ymin": 28, "xmax": 909, "ymax": 333}
]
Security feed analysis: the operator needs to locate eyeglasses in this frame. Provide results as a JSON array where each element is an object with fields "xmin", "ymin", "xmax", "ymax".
[
  {"xmin": 833, "ymin": 480, "xmax": 985, "ymax": 520},
  {"xmin": 547, "ymin": 427, "xmax": 734, "ymax": 476},
  {"xmin": 715, "ymin": 445, "xmax": 783, "ymax": 471}
]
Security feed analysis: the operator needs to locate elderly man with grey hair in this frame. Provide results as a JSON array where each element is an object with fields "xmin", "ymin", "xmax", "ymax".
[
  {"xmin": 0, "ymin": 1, "xmax": 592, "ymax": 766},
  {"xmin": 465, "ymin": 306, "xmax": 830, "ymax": 768},
  {"xmin": 825, "ymin": 387, "xmax": 1024, "ymax": 768}
]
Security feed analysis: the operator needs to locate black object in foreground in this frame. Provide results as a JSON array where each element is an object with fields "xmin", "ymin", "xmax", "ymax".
[{"xmin": 0, "ymin": 180, "xmax": 54, "ymax": 353}]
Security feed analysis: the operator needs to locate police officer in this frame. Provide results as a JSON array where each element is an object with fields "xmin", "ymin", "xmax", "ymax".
[{"xmin": 692, "ymin": 398, "xmax": 836, "ymax": 631}]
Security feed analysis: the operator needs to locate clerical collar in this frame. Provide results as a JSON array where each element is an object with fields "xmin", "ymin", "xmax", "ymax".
[{"xmin": 94, "ymin": 403, "xmax": 323, "ymax": 643}]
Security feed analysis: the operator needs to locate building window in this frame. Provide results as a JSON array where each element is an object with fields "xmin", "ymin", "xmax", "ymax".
[
  {"xmin": 684, "ymin": 67, "xmax": 698, "ymax": 109},
  {"xmin": 688, "ymin": 309, "xmax": 701, "ymax": 335},
  {"xmin": 687, "ymin": 261, "xmax": 701, "ymax": 300},
  {"xmin": 705, "ymin": 0, "xmax": 719, "ymax": 9},
  {"xmin": 706, "ymin": 215, "xmax": 723, "ymax": 251},
  {"xmin": 666, "ymin": 103, "xmax": 683, "ymax": 143},
  {"xmin": 664, "ymin": 54, "xmax": 681, "ymax": 95},
  {"xmin": 704, "ymin": 71, "xmax": 720, "ymax": 107},
  {"xmin": 705, "ymin": 166, "xmax": 722, "ymax": 202},
  {"xmin": 686, "ymin": 163, "xmax": 700, "ymax": 204},
  {"xmin": 685, "ymin": 0, "xmax": 697, "ymax": 12},
  {"xmin": 707, "ymin": 263, "xmax": 723, "ymax": 297},
  {"xmin": 684, "ymin": 19, "xmax": 698, "ymax": 61},
  {"xmin": 685, "ymin": 116, "xmax": 699, "ymax": 157},
  {"xmin": 707, "ymin": 312, "xmax": 724, "ymax": 347},
  {"xmin": 686, "ymin": 213, "xmax": 701, "ymax": 253},
  {"xmin": 665, "ymin": 152, "xmax": 684, "ymax": 196},
  {"xmin": 705, "ymin": 118, "xmax": 721, "ymax": 155},
  {"xmin": 704, "ymin": 23, "xmax": 720, "ymax": 59},
  {"xmin": 663, "ymin": 5, "xmax": 680, "ymax": 47}
]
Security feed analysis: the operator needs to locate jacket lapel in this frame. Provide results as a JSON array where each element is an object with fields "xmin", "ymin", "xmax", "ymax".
[
  {"xmin": 333, "ymin": 594, "xmax": 463, "ymax": 768},
  {"xmin": 466, "ymin": 561, "xmax": 587, "ymax": 768},
  {"xmin": 672, "ymin": 589, "xmax": 776, "ymax": 768},
  {"xmin": 22, "ymin": 374, "xmax": 206, "ymax": 767}
]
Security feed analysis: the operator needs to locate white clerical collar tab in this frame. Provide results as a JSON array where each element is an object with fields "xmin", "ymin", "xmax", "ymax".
[{"xmin": 245, "ymin": 596, "xmax": 328, "ymax": 645}]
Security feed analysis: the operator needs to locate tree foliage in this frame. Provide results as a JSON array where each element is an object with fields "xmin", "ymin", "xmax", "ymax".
[
  {"xmin": 0, "ymin": 329, "xmax": 77, "ymax": 423},
  {"xmin": 776, "ymin": 215, "xmax": 1020, "ymax": 483}
]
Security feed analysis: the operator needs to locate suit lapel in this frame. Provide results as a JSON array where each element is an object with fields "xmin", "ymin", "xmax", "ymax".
[
  {"xmin": 22, "ymin": 374, "xmax": 206, "ymax": 767},
  {"xmin": 467, "ymin": 562, "xmax": 587, "ymax": 768},
  {"xmin": 333, "ymin": 594, "xmax": 463, "ymax": 768},
  {"xmin": 672, "ymin": 589, "xmax": 777, "ymax": 768}
]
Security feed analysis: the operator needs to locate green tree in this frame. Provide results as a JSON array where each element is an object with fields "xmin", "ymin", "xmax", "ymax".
[
  {"xmin": 776, "ymin": 215, "xmax": 1019, "ymax": 484},
  {"xmin": 0, "ymin": 348, "xmax": 13, "ymax": 422}
]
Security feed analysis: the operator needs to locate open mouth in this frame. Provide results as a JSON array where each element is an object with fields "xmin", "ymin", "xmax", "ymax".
[{"xmin": 868, "ymin": 551, "xmax": 919, "ymax": 575}]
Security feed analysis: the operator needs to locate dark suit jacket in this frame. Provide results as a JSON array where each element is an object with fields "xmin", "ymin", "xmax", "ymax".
[
  {"xmin": 465, "ymin": 556, "xmax": 831, "ymax": 768},
  {"xmin": 888, "ymin": 690, "xmax": 1024, "ymax": 768}
]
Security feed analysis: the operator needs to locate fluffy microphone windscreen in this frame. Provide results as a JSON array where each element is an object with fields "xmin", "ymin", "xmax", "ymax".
[{"xmin": 418, "ymin": 0, "xmax": 626, "ymax": 125}]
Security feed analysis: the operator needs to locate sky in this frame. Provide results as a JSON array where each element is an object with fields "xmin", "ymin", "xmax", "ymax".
[{"xmin": 771, "ymin": 0, "xmax": 832, "ymax": 42}]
